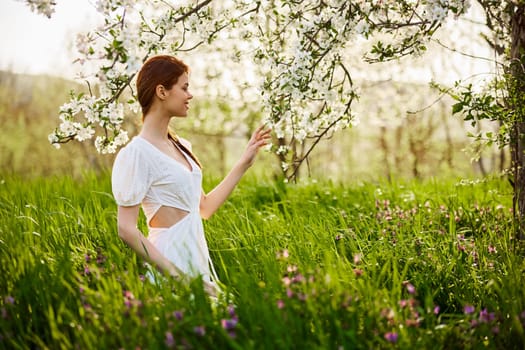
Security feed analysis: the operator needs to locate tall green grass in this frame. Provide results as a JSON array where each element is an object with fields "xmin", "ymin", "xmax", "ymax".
[{"xmin": 0, "ymin": 173, "xmax": 523, "ymax": 349}]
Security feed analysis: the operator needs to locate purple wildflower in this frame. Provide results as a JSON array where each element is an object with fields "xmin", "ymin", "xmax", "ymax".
[
  {"xmin": 173, "ymin": 310, "xmax": 183, "ymax": 320},
  {"xmin": 221, "ymin": 318, "xmax": 238, "ymax": 330},
  {"xmin": 194, "ymin": 326, "xmax": 206, "ymax": 336},
  {"xmin": 479, "ymin": 309, "xmax": 495, "ymax": 323},
  {"xmin": 96, "ymin": 254, "xmax": 106, "ymax": 265},
  {"xmin": 464, "ymin": 305, "xmax": 475, "ymax": 314},
  {"xmin": 297, "ymin": 293, "xmax": 307, "ymax": 301},
  {"xmin": 277, "ymin": 300, "xmax": 285, "ymax": 309},
  {"xmin": 165, "ymin": 331, "xmax": 175, "ymax": 347},
  {"xmin": 5, "ymin": 296, "xmax": 14, "ymax": 305},
  {"xmin": 433, "ymin": 306, "xmax": 440, "ymax": 315},
  {"xmin": 384, "ymin": 332, "xmax": 398, "ymax": 343},
  {"xmin": 227, "ymin": 304, "xmax": 236, "ymax": 317},
  {"xmin": 292, "ymin": 274, "xmax": 305, "ymax": 283},
  {"xmin": 405, "ymin": 283, "xmax": 416, "ymax": 295}
]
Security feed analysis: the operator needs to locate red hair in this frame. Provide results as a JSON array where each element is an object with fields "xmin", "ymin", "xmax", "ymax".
[
  {"xmin": 136, "ymin": 55, "xmax": 201, "ymax": 168},
  {"xmin": 137, "ymin": 55, "xmax": 189, "ymax": 116}
]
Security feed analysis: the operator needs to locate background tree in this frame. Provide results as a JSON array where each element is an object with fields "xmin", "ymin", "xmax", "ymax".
[{"xmin": 436, "ymin": 1, "xmax": 525, "ymax": 238}]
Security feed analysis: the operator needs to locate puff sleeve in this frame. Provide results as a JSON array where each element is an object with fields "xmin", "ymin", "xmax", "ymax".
[{"xmin": 111, "ymin": 142, "xmax": 151, "ymax": 206}]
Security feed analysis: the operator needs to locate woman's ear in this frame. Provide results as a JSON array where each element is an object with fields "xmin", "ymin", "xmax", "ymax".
[{"xmin": 155, "ymin": 85, "xmax": 166, "ymax": 100}]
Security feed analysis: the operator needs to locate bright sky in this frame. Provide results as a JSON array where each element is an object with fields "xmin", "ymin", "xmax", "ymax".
[{"xmin": 0, "ymin": 0, "xmax": 100, "ymax": 78}]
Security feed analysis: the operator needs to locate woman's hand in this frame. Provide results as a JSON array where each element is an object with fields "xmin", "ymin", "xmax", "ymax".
[
  {"xmin": 170, "ymin": 268, "xmax": 218, "ymax": 298},
  {"xmin": 239, "ymin": 125, "xmax": 272, "ymax": 169}
]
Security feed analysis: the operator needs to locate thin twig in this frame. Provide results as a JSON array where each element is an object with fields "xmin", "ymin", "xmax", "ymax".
[{"xmin": 432, "ymin": 38, "xmax": 505, "ymax": 66}]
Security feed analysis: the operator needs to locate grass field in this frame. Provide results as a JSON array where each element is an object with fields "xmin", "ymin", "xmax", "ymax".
[{"xmin": 0, "ymin": 172, "xmax": 524, "ymax": 349}]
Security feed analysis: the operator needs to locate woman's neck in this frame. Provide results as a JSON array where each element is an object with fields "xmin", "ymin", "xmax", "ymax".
[{"xmin": 140, "ymin": 111, "xmax": 172, "ymax": 141}]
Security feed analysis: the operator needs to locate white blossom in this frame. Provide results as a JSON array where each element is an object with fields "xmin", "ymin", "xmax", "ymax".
[
  {"xmin": 48, "ymin": 133, "xmax": 60, "ymax": 149},
  {"xmin": 125, "ymin": 55, "xmax": 142, "ymax": 75},
  {"xmin": 276, "ymin": 145, "xmax": 288, "ymax": 155},
  {"xmin": 128, "ymin": 100, "xmax": 141, "ymax": 114},
  {"xmin": 59, "ymin": 120, "xmax": 78, "ymax": 135},
  {"xmin": 94, "ymin": 136, "xmax": 105, "ymax": 153},
  {"xmin": 114, "ymin": 130, "xmax": 129, "ymax": 146},
  {"xmin": 75, "ymin": 126, "xmax": 95, "ymax": 142},
  {"xmin": 21, "ymin": 0, "xmax": 56, "ymax": 18},
  {"xmin": 59, "ymin": 101, "xmax": 80, "ymax": 116},
  {"xmin": 355, "ymin": 19, "xmax": 370, "ymax": 36}
]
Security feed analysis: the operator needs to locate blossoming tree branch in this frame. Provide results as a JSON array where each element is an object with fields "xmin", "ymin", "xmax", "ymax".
[{"xmin": 22, "ymin": 0, "xmax": 473, "ymax": 180}]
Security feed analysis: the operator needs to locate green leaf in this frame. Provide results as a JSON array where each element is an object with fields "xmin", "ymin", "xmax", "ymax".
[{"xmin": 452, "ymin": 103, "xmax": 463, "ymax": 114}]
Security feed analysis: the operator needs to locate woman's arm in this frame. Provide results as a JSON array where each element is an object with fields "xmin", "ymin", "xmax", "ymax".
[
  {"xmin": 200, "ymin": 125, "xmax": 271, "ymax": 219},
  {"xmin": 117, "ymin": 205, "xmax": 186, "ymax": 279}
]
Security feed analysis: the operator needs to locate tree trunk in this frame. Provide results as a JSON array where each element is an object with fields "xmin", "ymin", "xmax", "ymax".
[
  {"xmin": 441, "ymin": 106, "xmax": 454, "ymax": 170},
  {"xmin": 498, "ymin": 121, "xmax": 507, "ymax": 172},
  {"xmin": 379, "ymin": 125, "xmax": 392, "ymax": 181},
  {"xmin": 509, "ymin": 4, "xmax": 525, "ymax": 239},
  {"xmin": 476, "ymin": 119, "xmax": 488, "ymax": 176}
]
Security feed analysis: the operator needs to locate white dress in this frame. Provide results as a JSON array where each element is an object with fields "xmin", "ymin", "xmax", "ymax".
[{"xmin": 111, "ymin": 136, "xmax": 219, "ymax": 285}]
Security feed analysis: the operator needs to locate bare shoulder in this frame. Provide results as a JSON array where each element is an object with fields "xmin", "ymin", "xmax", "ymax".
[{"xmin": 178, "ymin": 136, "xmax": 192, "ymax": 151}]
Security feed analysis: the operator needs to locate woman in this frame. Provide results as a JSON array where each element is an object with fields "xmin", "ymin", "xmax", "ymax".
[{"xmin": 111, "ymin": 55, "xmax": 271, "ymax": 297}]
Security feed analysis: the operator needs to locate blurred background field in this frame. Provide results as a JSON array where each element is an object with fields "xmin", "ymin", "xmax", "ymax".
[
  {"xmin": 0, "ymin": 69, "xmax": 506, "ymax": 182},
  {"xmin": 0, "ymin": 1, "xmax": 508, "ymax": 183}
]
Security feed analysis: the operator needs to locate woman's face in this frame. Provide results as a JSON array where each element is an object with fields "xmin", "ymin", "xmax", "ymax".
[{"xmin": 165, "ymin": 73, "xmax": 193, "ymax": 117}]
